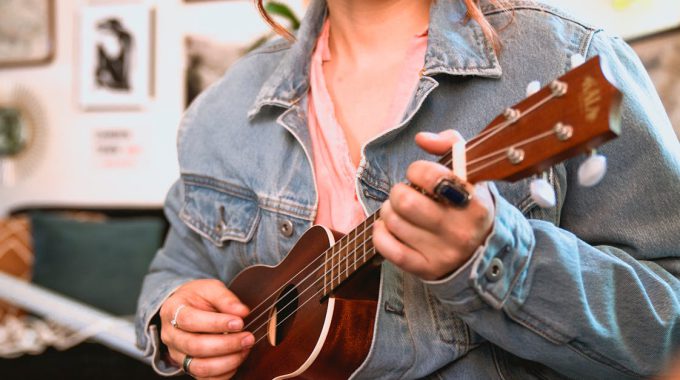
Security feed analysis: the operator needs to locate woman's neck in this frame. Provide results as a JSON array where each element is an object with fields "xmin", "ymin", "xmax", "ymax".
[{"xmin": 325, "ymin": 0, "xmax": 432, "ymax": 68}]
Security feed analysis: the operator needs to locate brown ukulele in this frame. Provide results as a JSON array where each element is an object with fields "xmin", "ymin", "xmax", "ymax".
[{"xmin": 228, "ymin": 56, "xmax": 622, "ymax": 380}]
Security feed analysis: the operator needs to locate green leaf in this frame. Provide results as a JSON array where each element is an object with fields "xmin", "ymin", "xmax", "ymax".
[{"xmin": 264, "ymin": 1, "xmax": 300, "ymax": 30}]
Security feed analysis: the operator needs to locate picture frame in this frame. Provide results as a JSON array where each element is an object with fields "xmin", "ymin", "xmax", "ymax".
[
  {"xmin": 0, "ymin": 0, "xmax": 56, "ymax": 68},
  {"xmin": 631, "ymin": 27, "xmax": 680, "ymax": 138},
  {"xmin": 185, "ymin": 35, "xmax": 247, "ymax": 108},
  {"xmin": 78, "ymin": 4, "xmax": 153, "ymax": 110}
]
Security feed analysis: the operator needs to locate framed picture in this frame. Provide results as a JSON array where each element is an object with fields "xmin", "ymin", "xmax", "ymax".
[
  {"xmin": 185, "ymin": 35, "xmax": 246, "ymax": 107},
  {"xmin": 631, "ymin": 27, "xmax": 680, "ymax": 138},
  {"xmin": 78, "ymin": 4, "xmax": 152, "ymax": 110},
  {"xmin": 0, "ymin": 0, "xmax": 56, "ymax": 68}
]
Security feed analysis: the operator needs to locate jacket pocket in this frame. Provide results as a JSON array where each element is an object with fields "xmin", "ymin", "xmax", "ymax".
[{"xmin": 179, "ymin": 174, "xmax": 261, "ymax": 247}]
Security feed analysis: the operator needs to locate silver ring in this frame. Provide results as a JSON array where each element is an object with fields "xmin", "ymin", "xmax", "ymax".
[
  {"xmin": 182, "ymin": 355, "xmax": 193, "ymax": 374},
  {"xmin": 171, "ymin": 304, "xmax": 186, "ymax": 329}
]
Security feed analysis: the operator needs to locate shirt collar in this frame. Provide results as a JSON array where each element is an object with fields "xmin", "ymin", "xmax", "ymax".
[{"xmin": 249, "ymin": 0, "xmax": 502, "ymax": 119}]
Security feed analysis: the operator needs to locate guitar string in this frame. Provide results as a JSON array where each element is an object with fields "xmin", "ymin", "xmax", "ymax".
[
  {"xmin": 250, "ymin": 237, "xmax": 377, "ymax": 345},
  {"xmin": 243, "ymin": 218, "xmax": 376, "ymax": 332},
  {"xmin": 241, "ymin": 114, "xmax": 557, "ymax": 331},
  {"xmin": 241, "ymin": 89, "xmax": 561, "ymax": 330},
  {"xmin": 466, "ymin": 129, "xmax": 558, "ymax": 176},
  {"xmin": 242, "ymin": 217, "xmax": 375, "ymax": 331},
  {"xmin": 239, "ymin": 86, "xmax": 558, "ymax": 323},
  {"xmin": 244, "ymin": 127, "xmax": 565, "ymax": 339},
  {"xmin": 466, "ymin": 91, "xmax": 557, "ymax": 152}
]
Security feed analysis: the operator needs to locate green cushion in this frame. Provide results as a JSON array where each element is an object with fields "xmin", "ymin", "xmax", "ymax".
[{"xmin": 30, "ymin": 212, "xmax": 165, "ymax": 316}]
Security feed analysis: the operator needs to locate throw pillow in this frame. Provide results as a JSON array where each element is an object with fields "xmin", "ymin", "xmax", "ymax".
[{"xmin": 30, "ymin": 212, "xmax": 165, "ymax": 316}]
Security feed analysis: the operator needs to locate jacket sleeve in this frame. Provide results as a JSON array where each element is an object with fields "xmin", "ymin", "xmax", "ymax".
[
  {"xmin": 134, "ymin": 179, "xmax": 226, "ymax": 376},
  {"xmin": 424, "ymin": 30, "xmax": 680, "ymax": 379}
]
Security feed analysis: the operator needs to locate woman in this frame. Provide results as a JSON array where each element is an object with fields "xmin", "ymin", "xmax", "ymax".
[{"xmin": 135, "ymin": 0, "xmax": 680, "ymax": 379}]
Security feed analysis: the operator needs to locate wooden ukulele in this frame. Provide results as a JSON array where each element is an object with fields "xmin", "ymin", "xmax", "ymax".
[{"xmin": 228, "ymin": 56, "xmax": 622, "ymax": 380}]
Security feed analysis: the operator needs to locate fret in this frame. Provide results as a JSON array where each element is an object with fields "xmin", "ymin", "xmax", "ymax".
[
  {"xmin": 332, "ymin": 242, "xmax": 338, "ymax": 289},
  {"xmin": 362, "ymin": 218, "xmax": 369, "ymax": 264},
  {"xmin": 354, "ymin": 220, "xmax": 367, "ymax": 270},
  {"xmin": 326, "ymin": 245, "xmax": 330, "ymax": 293},
  {"xmin": 346, "ymin": 229, "xmax": 355, "ymax": 280},
  {"xmin": 321, "ymin": 211, "xmax": 381, "ymax": 298},
  {"xmin": 353, "ymin": 222, "xmax": 361, "ymax": 271},
  {"xmin": 338, "ymin": 235, "xmax": 345, "ymax": 287}
]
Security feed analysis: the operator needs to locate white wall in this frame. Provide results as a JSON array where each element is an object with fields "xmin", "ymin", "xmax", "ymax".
[
  {"xmin": 0, "ymin": 0, "xmax": 303, "ymax": 216},
  {"xmin": 546, "ymin": 0, "xmax": 680, "ymax": 39}
]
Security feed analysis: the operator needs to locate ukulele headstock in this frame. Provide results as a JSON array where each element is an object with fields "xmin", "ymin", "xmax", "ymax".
[{"xmin": 462, "ymin": 56, "xmax": 622, "ymax": 184}]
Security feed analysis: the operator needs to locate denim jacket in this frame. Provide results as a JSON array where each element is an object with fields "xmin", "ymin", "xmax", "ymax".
[{"xmin": 136, "ymin": 0, "xmax": 680, "ymax": 378}]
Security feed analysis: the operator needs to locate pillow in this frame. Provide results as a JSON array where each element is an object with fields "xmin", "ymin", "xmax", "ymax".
[
  {"xmin": 0, "ymin": 215, "xmax": 32, "ymax": 321},
  {"xmin": 30, "ymin": 212, "xmax": 165, "ymax": 316}
]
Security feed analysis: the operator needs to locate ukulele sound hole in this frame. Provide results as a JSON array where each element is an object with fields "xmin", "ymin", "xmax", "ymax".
[{"xmin": 267, "ymin": 284, "xmax": 299, "ymax": 346}]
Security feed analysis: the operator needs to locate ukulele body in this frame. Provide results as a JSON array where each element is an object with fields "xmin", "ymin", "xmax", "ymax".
[{"xmin": 229, "ymin": 225, "xmax": 380, "ymax": 380}]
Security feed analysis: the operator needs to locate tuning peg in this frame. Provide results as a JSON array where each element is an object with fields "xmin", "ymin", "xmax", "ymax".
[
  {"xmin": 570, "ymin": 53, "xmax": 585, "ymax": 69},
  {"xmin": 526, "ymin": 80, "xmax": 541, "ymax": 97},
  {"xmin": 530, "ymin": 173, "xmax": 556, "ymax": 208},
  {"xmin": 578, "ymin": 150, "xmax": 607, "ymax": 187}
]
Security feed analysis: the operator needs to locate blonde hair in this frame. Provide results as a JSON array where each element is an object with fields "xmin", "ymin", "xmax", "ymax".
[
  {"xmin": 462, "ymin": 0, "xmax": 511, "ymax": 52},
  {"xmin": 255, "ymin": 0, "xmax": 511, "ymax": 52}
]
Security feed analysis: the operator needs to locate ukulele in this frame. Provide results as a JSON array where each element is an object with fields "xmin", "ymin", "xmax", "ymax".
[{"xmin": 228, "ymin": 56, "xmax": 622, "ymax": 380}]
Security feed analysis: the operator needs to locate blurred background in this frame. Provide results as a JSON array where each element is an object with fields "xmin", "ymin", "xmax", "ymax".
[{"xmin": 0, "ymin": 0, "xmax": 678, "ymax": 378}]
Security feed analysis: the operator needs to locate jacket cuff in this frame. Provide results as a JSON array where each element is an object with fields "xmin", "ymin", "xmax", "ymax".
[
  {"xmin": 424, "ymin": 183, "xmax": 535, "ymax": 310},
  {"xmin": 136, "ymin": 277, "xmax": 192, "ymax": 376}
]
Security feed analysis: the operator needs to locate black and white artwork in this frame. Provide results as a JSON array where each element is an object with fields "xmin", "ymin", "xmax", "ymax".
[
  {"xmin": 632, "ymin": 28, "xmax": 680, "ymax": 138},
  {"xmin": 185, "ymin": 35, "xmax": 246, "ymax": 108},
  {"xmin": 79, "ymin": 4, "xmax": 151, "ymax": 110}
]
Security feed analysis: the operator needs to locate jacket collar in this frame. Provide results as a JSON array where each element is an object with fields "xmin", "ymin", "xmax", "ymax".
[{"xmin": 248, "ymin": 0, "xmax": 502, "ymax": 119}]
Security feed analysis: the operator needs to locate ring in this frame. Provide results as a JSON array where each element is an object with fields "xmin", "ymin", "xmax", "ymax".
[
  {"xmin": 433, "ymin": 176, "xmax": 472, "ymax": 208},
  {"xmin": 182, "ymin": 355, "xmax": 193, "ymax": 374},
  {"xmin": 171, "ymin": 304, "xmax": 186, "ymax": 329}
]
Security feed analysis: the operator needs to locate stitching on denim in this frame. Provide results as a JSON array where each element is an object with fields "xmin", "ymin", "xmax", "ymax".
[
  {"xmin": 424, "ymin": 287, "xmax": 459, "ymax": 345},
  {"xmin": 482, "ymin": 4, "xmax": 597, "ymax": 32},
  {"xmin": 183, "ymin": 173, "xmax": 316, "ymax": 220},
  {"xmin": 242, "ymin": 41, "xmax": 292, "ymax": 59},
  {"xmin": 183, "ymin": 174, "xmax": 257, "ymax": 200},
  {"xmin": 505, "ymin": 303, "xmax": 570, "ymax": 345},
  {"xmin": 566, "ymin": 340, "xmax": 641, "ymax": 377},
  {"xmin": 491, "ymin": 344, "xmax": 510, "ymax": 380},
  {"xmin": 580, "ymin": 29, "xmax": 601, "ymax": 59},
  {"xmin": 397, "ymin": 273, "xmax": 418, "ymax": 379}
]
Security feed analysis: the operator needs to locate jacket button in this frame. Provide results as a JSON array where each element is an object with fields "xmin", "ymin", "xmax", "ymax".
[
  {"xmin": 486, "ymin": 258, "xmax": 504, "ymax": 282},
  {"xmin": 279, "ymin": 220, "xmax": 294, "ymax": 237}
]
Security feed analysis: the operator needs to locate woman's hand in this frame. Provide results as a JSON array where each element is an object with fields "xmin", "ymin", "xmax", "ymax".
[
  {"xmin": 372, "ymin": 130, "xmax": 495, "ymax": 281},
  {"xmin": 159, "ymin": 279, "xmax": 253, "ymax": 379}
]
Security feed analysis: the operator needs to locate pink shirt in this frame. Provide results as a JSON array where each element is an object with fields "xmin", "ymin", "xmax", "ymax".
[{"xmin": 308, "ymin": 20, "xmax": 428, "ymax": 233}]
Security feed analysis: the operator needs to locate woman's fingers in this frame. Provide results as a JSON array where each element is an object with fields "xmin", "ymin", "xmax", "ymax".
[
  {"xmin": 192, "ymin": 279, "xmax": 250, "ymax": 317},
  {"xmin": 170, "ymin": 304, "xmax": 244, "ymax": 334},
  {"xmin": 165, "ymin": 328, "xmax": 254, "ymax": 358},
  {"xmin": 380, "ymin": 194, "xmax": 443, "ymax": 237},
  {"xmin": 372, "ymin": 219, "xmax": 432, "ymax": 279},
  {"xmin": 168, "ymin": 348, "xmax": 249, "ymax": 379},
  {"xmin": 415, "ymin": 130, "xmax": 461, "ymax": 155}
]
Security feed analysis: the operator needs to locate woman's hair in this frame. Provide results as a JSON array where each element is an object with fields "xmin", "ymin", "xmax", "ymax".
[
  {"xmin": 255, "ymin": 0, "xmax": 511, "ymax": 52},
  {"xmin": 463, "ymin": 0, "xmax": 511, "ymax": 52}
]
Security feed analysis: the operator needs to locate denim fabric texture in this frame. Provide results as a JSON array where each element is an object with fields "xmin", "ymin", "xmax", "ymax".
[{"xmin": 135, "ymin": 0, "xmax": 680, "ymax": 378}]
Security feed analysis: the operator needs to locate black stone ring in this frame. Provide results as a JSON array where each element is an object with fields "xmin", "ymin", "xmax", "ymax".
[{"xmin": 433, "ymin": 177, "xmax": 472, "ymax": 208}]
